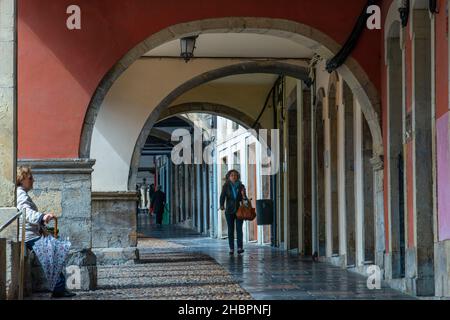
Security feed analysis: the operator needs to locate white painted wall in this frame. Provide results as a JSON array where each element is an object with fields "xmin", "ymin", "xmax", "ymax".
[{"xmin": 91, "ymin": 58, "xmax": 306, "ymax": 191}]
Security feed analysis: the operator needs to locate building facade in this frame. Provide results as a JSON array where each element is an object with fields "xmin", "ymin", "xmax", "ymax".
[{"xmin": 1, "ymin": 0, "xmax": 450, "ymax": 297}]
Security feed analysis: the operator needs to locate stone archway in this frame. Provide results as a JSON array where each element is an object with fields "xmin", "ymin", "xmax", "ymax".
[
  {"xmin": 79, "ymin": 17, "xmax": 384, "ymax": 167},
  {"xmin": 158, "ymin": 102, "xmax": 263, "ymax": 130},
  {"xmin": 127, "ymin": 61, "xmax": 311, "ymax": 190}
]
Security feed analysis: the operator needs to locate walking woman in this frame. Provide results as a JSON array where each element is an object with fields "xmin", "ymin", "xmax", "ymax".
[{"xmin": 220, "ymin": 169, "xmax": 248, "ymax": 255}]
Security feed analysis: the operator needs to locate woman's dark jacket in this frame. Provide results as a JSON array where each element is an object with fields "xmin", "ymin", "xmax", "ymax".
[
  {"xmin": 220, "ymin": 181, "xmax": 246, "ymax": 215},
  {"xmin": 151, "ymin": 190, "xmax": 166, "ymax": 214}
]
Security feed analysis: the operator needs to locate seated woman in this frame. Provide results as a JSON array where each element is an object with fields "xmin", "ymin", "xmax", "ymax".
[{"xmin": 16, "ymin": 165, "xmax": 75, "ymax": 298}]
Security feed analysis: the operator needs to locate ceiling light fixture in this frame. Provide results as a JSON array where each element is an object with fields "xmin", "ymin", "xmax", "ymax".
[{"xmin": 180, "ymin": 36, "xmax": 198, "ymax": 63}]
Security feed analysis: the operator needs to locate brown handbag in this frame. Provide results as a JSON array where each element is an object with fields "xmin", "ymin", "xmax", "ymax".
[{"xmin": 236, "ymin": 199, "xmax": 256, "ymax": 221}]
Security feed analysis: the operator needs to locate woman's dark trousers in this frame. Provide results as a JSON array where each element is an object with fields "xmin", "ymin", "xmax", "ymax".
[
  {"xmin": 156, "ymin": 209, "xmax": 164, "ymax": 225},
  {"xmin": 225, "ymin": 213, "xmax": 243, "ymax": 250}
]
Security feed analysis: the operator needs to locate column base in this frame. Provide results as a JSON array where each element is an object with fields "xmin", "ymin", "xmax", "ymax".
[{"xmin": 30, "ymin": 248, "xmax": 97, "ymax": 292}]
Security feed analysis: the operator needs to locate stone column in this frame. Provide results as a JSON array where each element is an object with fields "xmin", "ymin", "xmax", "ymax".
[
  {"xmin": 371, "ymin": 156, "xmax": 385, "ymax": 273},
  {"xmin": 0, "ymin": 0, "xmax": 17, "ymax": 235},
  {"xmin": 205, "ymin": 164, "xmax": 211, "ymax": 235},
  {"xmin": 0, "ymin": 0, "xmax": 18, "ymax": 300},
  {"xmin": 13, "ymin": 159, "xmax": 98, "ymax": 290},
  {"xmin": 354, "ymin": 99, "xmax": 365, "ymax": 267},
  {"xmin": 202, "ymin": 164, "xmax": 208, "ymax": 235},
  {"xmin": 343, "ymin": 85, "xmax": 356, "ymax": 267},
  {"xmin": 191, "ymin": 164, "xmax": 196, "ymax": 229},
  {"xmin": 184, "ymin": 165, "xmax": 190, "ymax": 223},
  {"xmin": 17, "ymin": 159, "xmax": 95, "ymax": 249},
  {"xmin": 411, "ymin": 10, "xmax": 434, "ymax": 296},
  {"xmin": 301, "ymin": 88, "xmax": 312, "ymax": 255},
  {"xmin": 0, "ymin": 239, "xmax": 6, "ymax": 299},
  {"xmin": 311, "ymin": 90, "xmax": 318, "ymax": 255},
  {"xmin": 196, "ymin": 164, "xmax": 202, "ymax": 233},
  {"xmin": 169, "ymin": 161, "xmax": 177, "ymax": 224},
  {"xmin": 180, "ymin": 165, "xmax": 185, "ymax": 222},
  {"xmin": 209, "ymin": 162, "xmax": 217, "ymax": 238}
]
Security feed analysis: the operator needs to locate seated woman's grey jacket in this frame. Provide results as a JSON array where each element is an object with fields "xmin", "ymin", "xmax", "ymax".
[{"xmin": 16, "ymin": 186, "xmax": 45, "ymax": 242}]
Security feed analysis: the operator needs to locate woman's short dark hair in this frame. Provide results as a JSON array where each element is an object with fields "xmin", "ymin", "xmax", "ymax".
[{"xmin": 224, "ymin": 169, "xmax": 240, "ymax": 182}]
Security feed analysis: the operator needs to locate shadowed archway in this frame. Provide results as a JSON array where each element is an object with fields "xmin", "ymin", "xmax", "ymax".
[
  {"xmin": 159, "ymin": 102, "xmax": 263, "ymax": 130},
  {"xmin": 127, "ymin": 61, "xmax": 311, "ymax": 189}
]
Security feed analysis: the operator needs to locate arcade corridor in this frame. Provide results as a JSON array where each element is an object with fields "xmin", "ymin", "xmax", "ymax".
[
  {"xmin": 29, "ymin": 216, "xmax": 413, "ymax": 300},
  {"xmin": 3, "ymin": 0, "xmax": 450, "ymax": 300}
]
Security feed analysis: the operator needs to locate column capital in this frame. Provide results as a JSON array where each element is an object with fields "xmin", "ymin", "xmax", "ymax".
[
  {"xmin": 18, "ymin": 158, "xmax": 96, "ymax": 174},
  {"xmin": 370, "ymin": 155, "xmax": 384, "ymax": 171}
]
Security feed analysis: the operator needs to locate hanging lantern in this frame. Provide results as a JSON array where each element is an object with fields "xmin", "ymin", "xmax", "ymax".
[
  {"xmin": 180, "ymin": 36, "xmax": 198, "ymax": 63},
  {"xmin": 398, "ymin": 0, "xmax": 410, "ymax": 27}
]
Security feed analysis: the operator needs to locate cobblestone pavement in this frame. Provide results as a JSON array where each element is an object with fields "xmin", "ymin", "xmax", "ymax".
[
  {"xmin": 29, "ymin": 214, "xmax": 415, "ymax": 300},
  {"xmin": 29, "ymin": 242, "xmax": 251, "ymax": 300},
  {"xmin": 139, "ymin": 224, "xmax": 415, "ymax": 300}
]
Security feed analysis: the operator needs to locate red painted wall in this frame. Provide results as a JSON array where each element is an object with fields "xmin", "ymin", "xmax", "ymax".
[
  {"xmin": 436, "ymin": 2, "xmax": 449, "ymax": 119},
  {"xmin": 18, "ymin": 0, "xmax": 381, "ymax": 159}
]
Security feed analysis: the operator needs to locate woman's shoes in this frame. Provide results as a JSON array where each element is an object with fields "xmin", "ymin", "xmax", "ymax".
[
  {"xmin": 229, "ymin": 249, "xmax": 244, "ymax": 256},
  {"xmin": 51, "ymin": 290, "xmax": 76, "ymax": 298}
]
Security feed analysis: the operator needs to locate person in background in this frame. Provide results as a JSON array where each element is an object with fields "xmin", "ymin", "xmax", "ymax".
[
  {"xmin": 140, "ymin": 178, "xmax": 148, "ymax": 212},
  {"xmin": 16, "ymin": 166, "xmax": 76, "ymax": 298},
  {"xmin": 220, "ymin": 169, "xmax": 247, "ymax": 256},
  {"xmin": 149, "ymin": 183, "xmax": 155, "ymax": 215},
  {"xmin": 151, "ymin": 186, "xmax": 166, "ymax": 227}
]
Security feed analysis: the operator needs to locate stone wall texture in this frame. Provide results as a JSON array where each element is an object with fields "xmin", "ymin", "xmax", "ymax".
[
  {"xmin": 91, "ymin": 192, "xmax": 138, "ymax": 248},
  {"xmin": 0, "ymin": 0, "xmax": 16, "ymax": 208},
  {"xmin": 18, "ymin": 159, "xmax": 95, "ymax": 249}
]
